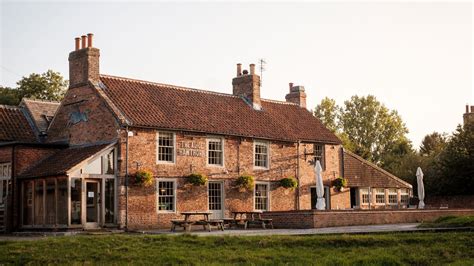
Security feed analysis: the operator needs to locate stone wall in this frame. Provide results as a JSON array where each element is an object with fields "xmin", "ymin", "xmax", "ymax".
[{"xmin": 263, "ymin": 209, "xmax": 474, "ymax": 229}]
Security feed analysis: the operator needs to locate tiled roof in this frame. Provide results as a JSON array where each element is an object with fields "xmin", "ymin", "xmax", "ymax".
[
  {"xmin": 344, "ymin": 150, "xmax": 412, "ymax": 189},
  {"xmin": 0, "ymin": 105, "xmax": 37, "ymax": 142},
  {"xmin": 99, "ymin": 75, "xmax": 341, "ymax": 144},
  {"xmin": 20, "ymin": 99, "xmax": 60, "ymax": 133},
  {"xmin": 19, "ymin": 143, "xmax": 112, "ymax": 178}
]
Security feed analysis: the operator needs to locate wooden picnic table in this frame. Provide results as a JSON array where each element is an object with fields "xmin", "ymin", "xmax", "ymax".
[
  {"xmin": 229, "ymin": 211, "xmax": 273, "ymax": 229},
  {"xmin": 171, "ymin": 211, "xmax": 224, "ymax": 232}
]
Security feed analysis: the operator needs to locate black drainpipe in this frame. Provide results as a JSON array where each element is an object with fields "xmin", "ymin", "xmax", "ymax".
[
  {"xmin": 125, "ymin": 126, "xmax": 129, "ymax": 231},
  {"xmin": 296, "ymin": 141, "xmax": 300, "ymax": 210},
  {"xmin": 10, "ymin": 145, "xmax": 16, "ymax": 232}
]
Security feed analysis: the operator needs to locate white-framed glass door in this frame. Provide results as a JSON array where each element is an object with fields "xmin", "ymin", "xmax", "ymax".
[
  {"xmin": 85, "ymin": 180, "xmax": 100, "ymax": 228},
  {"xmin": 208, "ymin": 181, "xmax": 224, "ymax": 219}
]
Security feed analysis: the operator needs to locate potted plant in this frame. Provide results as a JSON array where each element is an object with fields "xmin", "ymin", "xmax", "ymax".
[
  {"xmin": 332, "ymin": 177, "xmax": 347, "ymax": 192},
  {"xmin": 187, "ymin": 173, "xmax": 208, "ymax": 186},
  {"xmin": 133, "ymin": 169, "xmax": 153, "ymax": 187},
  {"xmin": 279, "ymin": 177, "xmax": 298, "ymax": 190},
  {"xmin": 236, "ymin": 175, "xmax": 254, "ymax": 191}
]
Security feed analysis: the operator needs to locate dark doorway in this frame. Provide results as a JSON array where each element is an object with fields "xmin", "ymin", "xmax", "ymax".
[{"xmin": 350, "ymin": 187, "xmax": 357, "ymax": 208}]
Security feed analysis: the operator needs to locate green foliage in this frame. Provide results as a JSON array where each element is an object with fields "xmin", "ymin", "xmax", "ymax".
[
  {"xmin": 314, "ymin": 97, "xmax": 340, "ymax": 132},
  {"xmin": 332, "ymin": 177, "xmax": 347, "ymax": 191},
  {"xmin": 279, "ymin": 177, "xmax": 298, "ymax": 189},
  {"xmin": 420, "ymin": 132, "xmax": 447, "ymax": 156},
  {"xmin": 418, "ymin": 215, "xmax": 474, "ymax": 228},
  {"xmin": 236, "ymin": 175, "xmax": 254, "ymax": 190},
  {"xmin": 187, "ymin": 173, "xmax": 208, "ymax": 186},
  {"xmin": 134, "ymin": 169, "xmax": 153, "ymax": 187},
  {"xmin": 0, "ymin": 70, "xmax": 67, "ymax": 105},
  {"xmin": 0, "ymin": 232, "xmax": 472, "ymax": 265}
]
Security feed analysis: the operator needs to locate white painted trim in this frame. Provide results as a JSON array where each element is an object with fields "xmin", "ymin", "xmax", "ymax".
[
  {"xmin": 156, "ymin": 131, "xmax": 176, "ymax": 165},
  {"xmin": 206, "ymin": 137, "xmax": 225, "ymax": 168},
  {"xmin": 207, "ymin": 181, "xmax": 225, "ymax": 219},
  {"xmin": 374, "ymin": 188, "xmax": 386, "ymax": 205},
  {"xmin": 253, "ymin": 181, "xmax": 270, "ymax": 211},
  {"xmin": 253, "ymin": 140, "xmax": 270, "ymax": 170},
  {"xmin": 66, "ymin": 143, "xmax": 117, "ymax": 175},
  {"xmin": 156, "ymin": 178, "xmax": 177, "ymax": 213}
]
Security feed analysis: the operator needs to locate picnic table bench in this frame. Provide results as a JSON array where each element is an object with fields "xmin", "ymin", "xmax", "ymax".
[
  {"xmin": 171, "ymin": 211, "xmax": 224, "ymax": 232},
  {"xmin": 228, "ymin": 211, "xmax": 274, "ymax": 229}
]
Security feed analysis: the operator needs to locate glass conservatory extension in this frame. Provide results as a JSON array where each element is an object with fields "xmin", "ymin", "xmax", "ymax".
[{"xmin": 20, "ymin": 147, "xmax": 117, "ymax": 229}]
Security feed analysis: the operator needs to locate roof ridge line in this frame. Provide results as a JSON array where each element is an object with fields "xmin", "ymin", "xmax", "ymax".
[
  {"xmin": 22, "ymin": 98, "xmax": 60, "ymax": 104},
  {"xmin": 0, "ymin": 104, "xmax": 20, "ymax": 109},
  {"xmin": 100, "ymin": 74, "xmax": 240, "ymax": 98}
]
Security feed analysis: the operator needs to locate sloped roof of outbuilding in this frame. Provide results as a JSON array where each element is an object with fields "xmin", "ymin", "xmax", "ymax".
[
  {"xmin": 0, "ymin": 105, "xmax": 37, "ymax": 142},
  {"xmin": 20, "ymin": 98, "xmax": 60, "ymax": 133},
  {"xmin": 99, "ymin": 75, "xmax": 341, "ymax": 144}
]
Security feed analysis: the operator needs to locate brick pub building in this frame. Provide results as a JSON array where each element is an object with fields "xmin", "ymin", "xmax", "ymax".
[{"xmin": 0, "ymin": 34, "xmax": 413, "ymax": 231}]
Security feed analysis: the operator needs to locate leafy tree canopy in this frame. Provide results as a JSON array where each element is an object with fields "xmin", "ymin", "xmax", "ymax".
[{"xmin": 0, "ymin": 70, "xmax": 67, "ymax": 105}]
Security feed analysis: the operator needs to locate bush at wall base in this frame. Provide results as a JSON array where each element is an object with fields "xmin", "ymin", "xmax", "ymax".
[
  {"xmin": 187, "ymin": 173, "xmax": 208, "ymax": 186},
  {"xmin": 280, "ymin": 177, "xmax": 298, "ymax": 189},
  {"xmin": 236, "ymin": 175, "xmax": 255, "ymax": 191},
  {"xmin": 134, "ymin": 169, "xmax": 153, "ymax": 187}
]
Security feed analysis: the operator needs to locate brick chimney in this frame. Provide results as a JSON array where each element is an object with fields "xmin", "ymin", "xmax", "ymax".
[
  {"xmin": 68, "ymin": 33, "xmax": 100, "ymax": 88},
  {"xmin": 285, "ymin": 83, "xmax": 307, "ymax": 108},
  {"xmin": 232, "ymin": 63, "xmax": 262, "ymax": 110},
  {"xmin": 463, "ymin": 104, "xmax": 474, "ymax": 125}
]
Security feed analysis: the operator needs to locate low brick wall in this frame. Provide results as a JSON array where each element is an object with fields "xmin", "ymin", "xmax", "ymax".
[
  {"xmin": 262, "ymin": 209, "xmax": 474, "ymax": 229},
  {"xmin": 424, "ymin": 195, "xmax": 474, "ymax": 209}
]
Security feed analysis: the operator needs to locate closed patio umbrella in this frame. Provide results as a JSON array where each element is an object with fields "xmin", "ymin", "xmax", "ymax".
[
  {"xmin": 417, "ymin": 167, "xmax": 425, "ymax": 209},
  {"xmin": 315, "ymin": 160, "xmax": 326, "ymax": 210}
]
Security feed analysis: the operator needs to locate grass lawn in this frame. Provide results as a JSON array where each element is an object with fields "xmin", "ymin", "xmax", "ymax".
[
  {"xmin": 0, "ymin": 231, "xmax": 473, "ymax": 265},
  {"xmin": 418, "ymin": 215, "xmax": 474, "ymax": 228}
]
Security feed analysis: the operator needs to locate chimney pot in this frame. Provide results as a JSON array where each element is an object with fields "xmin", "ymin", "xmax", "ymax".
[
  {"xmin": 237, "ymin": 63, "xmax": 242, "ymax": 76},
  {"xmin": 289, "ymin": 83, "xmax": 294, "ymax": 92},
  {"xmin": 242, "ymin": 69, "xmax": 249, "ymax": 75},
  {"xmin": 467, "ymin": 105, "xmax": 470, "ymax": 113},
  {"xmin": 81, "ymin": 35, "xmax": 87, "ymax": 49},
  {"xmin": 75, "ymin": 37, "xmax": 81, "ymax": 51},
  {"xmin": 249, "ymin": 64, "xmax": 255, "ymax": 75},
  {"xmin": 471, "ymin": 106, "xmax": 474, "ymax": 113},
  {"xmin": 87, "ymin": 33, "xmax": 93, "ymax": 47}
]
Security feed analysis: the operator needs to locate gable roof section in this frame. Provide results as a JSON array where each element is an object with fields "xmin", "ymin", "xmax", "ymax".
[
  {"xmin": 0, "ymin": 105, "xmax": 37, "ymax": 143},
  {"xmin": 344, "ymin": 150, "xmax": 412, "ymax": 189},
  {"xmin": 99, "ymin": 75, "xmax": 341, "ymax": 144},
  {"xmin": 19, "ymin": 143, "xmax": 112, "ymax": 179},
  {"xmin": 20, "ymin": 99, "xmax": 60, "ymax": 133}
]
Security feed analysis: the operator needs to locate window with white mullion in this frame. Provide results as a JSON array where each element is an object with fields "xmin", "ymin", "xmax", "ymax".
[
  {"xmin": 207, "ymin": 138, "xmax": 223, "ymax": 166},
  {"xmin": 375, "ymin": 188, "xmax": 385, "ymax": 204},
  {"xmin": 254, "ymin": 183, "xmax": 269, "ymax": 211},
  {"xmin": 254, "ymin": 141, "xmax": 269, "ymax": 168},
  {"xmin": 157, "ymin": 132, "xmax": 175, "ymax": 163},
  {"xmin": 157, "ymin": 180, "xmax": 176, "ymax": 212},
  {"xmin": 360, "ymin": 188, "xmax": 369, "ymax": 205},
  {"xmin": 388, "ymin": 189, "xmax": 398, "ymax": 205},
  {"xmin": 400, "ymin": 189, "xmax": 409, "ymax": 206},
  {"xmin": 314, "ymin": 144, "xmax": 325, "ymax": 169}
]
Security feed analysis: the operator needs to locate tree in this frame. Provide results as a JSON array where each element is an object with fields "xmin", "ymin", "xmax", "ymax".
[
  {"xmin": 314, "ymin": 97, "xmax": 339, "ymax": 132},
  {"xmin": 339, "ymin": 95, "xmax": 410, "ymax": 164},
  {"xmin": 420, "ymin": 132, "xmax": 447, "ymax": 156},
  {"xmin": 0, "ymin": 70, "xmax": 67, "ymax": 105},
  {"xmin": 0, "ymin": 86, "xmax": 20, "ymax": 105}
]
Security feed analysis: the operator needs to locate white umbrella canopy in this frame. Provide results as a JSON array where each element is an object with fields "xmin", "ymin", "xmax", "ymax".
[
  {"xmin": 417, "ymin": 167, "xmax": 425, "ymax": 209},
  {"xmin": 315, "ymin": 160, "xmax": 326, "ymax": 210}
]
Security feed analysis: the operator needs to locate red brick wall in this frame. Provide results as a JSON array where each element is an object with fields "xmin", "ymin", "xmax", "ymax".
[
  {"xmin": 14, "ymin": 146, "xmax": 59, "ymax": 175},
  {"xmin": 47, "ymin": 85, "xmax": 119, "ymax": 145},
  {"xmin": 0, "ymin": 146, "xmax": 12, "ymax": 164},
  {"xmin": 424, "ymin": 195, "xmax": 474, "ymax": 209},
  {"xmin": 117, "ymin": 128, "xmax": 346, "ymax": 229},
  {"xmin": 263, "ymin": 209, "xmax": 474, "ymax": 228}
]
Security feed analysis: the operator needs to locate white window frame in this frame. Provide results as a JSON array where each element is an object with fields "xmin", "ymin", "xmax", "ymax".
[
  {"xmin": 375, "ymin": 188, "xmax": 385, "ymax": 205},
  {"xmin": 254, "ymin": 182, "xmax": 270, "ymax": 211},
  {"xmin": 314, "ymin": 143, "xmax": 325, "ymax": 170},
  {"xmin": 156, "ymin": 131, "xmax": 176, "ymax": 164},
  {"xmin": 0, "ymin": 163, "xmax": 12, "ymax": 204},
  {"xmin": 388, "ymin": 189, "xmax": 398, "ymax": 205},
  {"xmin": 253, "ymin": 140, "xmax": 270, "ymax": 170},
  {"xmin": 156, "ymin": 179, "xmax": 177, "ymax": 213},
  {"xmin": 400, "ymin": 189, "xmax": 409, "ymax": 206},
  {"xmin": 206, "ymin": 137, "xmax": 225, "ymax": 167},
  {"xmin": 360, "ymin": 188, "xmax": 369, "ymax": 205}
]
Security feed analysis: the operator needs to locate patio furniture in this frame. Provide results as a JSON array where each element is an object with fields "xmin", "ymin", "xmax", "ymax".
[
  {"xmin": 231, "ymin": 211, "xmax": 273, "ymax": 229},
  {"xmin": 171, "ymin": 211, "xmax": 224, "ymax": 232}
]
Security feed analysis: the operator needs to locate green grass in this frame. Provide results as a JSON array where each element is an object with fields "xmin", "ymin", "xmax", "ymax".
[
  {"xmin": 0, "ymin": 232, "xmax": 473, "ymax": 265},
  {"xmin": 418, "ymin": 215, "xmax": 474, "ymax": 228}
]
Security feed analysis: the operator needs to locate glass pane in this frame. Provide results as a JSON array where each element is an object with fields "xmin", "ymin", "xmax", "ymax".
[
  {"xmin": 57, "ymin": 179, "xmax": 68, "ymax": 225},
  {"xmin": 70, "ymin": 179, "xmax": 82, "ymax": 225},
  {"xmin": 34, "ymin": 180, "xmax": 44, "ymax": 225},
  {"xmin": 158, "ymin": 181, "xmax": 174, "ymax": 211},
  {"xmin": 23, "ymin": 181, "xmax": 33, "ymax": 225},
  {"xmin": 86, "ymin": 182, "xmax": 98, "ymax": 223},
  {"xmin": 84, "ymin": 157, "xmax": 102, "ymax": 174},
  {"xmin": 105, "ymin": 179, "xmax": 115, "ymax": 224},
  {"xmin": 45, "ymin": 180, "xmax": 56, "ymax": 225},
  {"xmin": 104, "ymin": 150, "xmax": 115, "ymax": 175}
]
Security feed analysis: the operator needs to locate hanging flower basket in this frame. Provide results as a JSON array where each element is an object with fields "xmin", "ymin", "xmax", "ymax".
[
  {"xmin": 133, "ymin": 169, "xmax": 153, "ymax": 187},
  {"xmin": 236, "ymin": 175, "xmax": 254, "ymax": 191},
  {"xmin": 332, "ymin": 177, "xmax": 347, "ymax": 192},
  {"xmin": 187, "ymin": 173, "xmax": 208, "ymax": 186},
  {"xmin": 279, "ymin": 177, "xmax": 298, "ymax": 190}
]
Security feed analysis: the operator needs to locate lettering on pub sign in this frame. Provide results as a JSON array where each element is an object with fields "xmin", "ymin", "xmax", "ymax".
[{"xmin": 177, "ymin": 141, "xmax": 204, "ymax": 157}]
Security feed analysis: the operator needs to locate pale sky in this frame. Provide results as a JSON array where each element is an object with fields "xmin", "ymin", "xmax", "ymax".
[{"xmin": 1, "ymin": 1, "xmax": 472, "ymax": 148}]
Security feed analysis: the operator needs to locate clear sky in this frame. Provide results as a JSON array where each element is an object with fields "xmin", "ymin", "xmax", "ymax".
[{"xmin": 1, "ymin": 1, "xmax": 472, "ymax": 148}]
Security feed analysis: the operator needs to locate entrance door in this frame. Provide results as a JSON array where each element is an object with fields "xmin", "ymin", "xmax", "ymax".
[
  {"xmin": 85, "ymin": 181, "xmax": 100, "ymax": 228},
  {"xmin": 208, "ymin": 182, "xmax": 224, "ymax": 219}
]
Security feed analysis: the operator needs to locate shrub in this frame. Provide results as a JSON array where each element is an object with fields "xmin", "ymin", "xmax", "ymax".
[
  {"xmin": 187, "ymin": 173, "xmax": 208, "ymax": 186},
  {"xmin": 280, "ymin": 177, "xmax": 298, "ymax": 189},
  {"xmin": 332, "ymin": 177, "xmax": 347, "ymax": 191},
  {"xmin": 134, "ymin": 169, "xmax": 153, "ymax": 187},
  {"xmin": 236, "ymin": 175, "xmax": 254, "ymax": 190}
]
